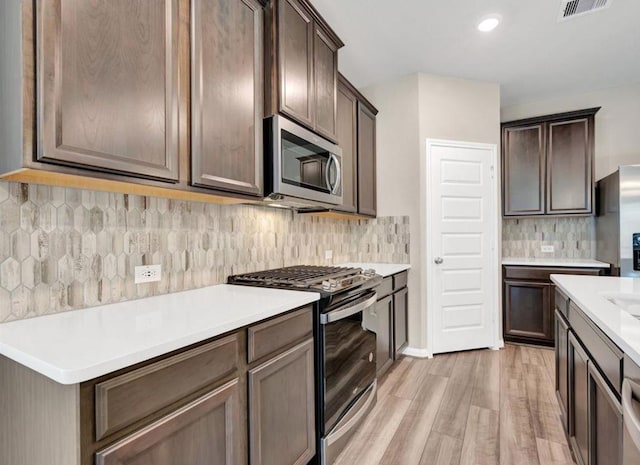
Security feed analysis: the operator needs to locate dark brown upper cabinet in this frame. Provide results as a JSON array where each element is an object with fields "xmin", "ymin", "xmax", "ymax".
[
  {"xmin": 266, "ymin": 0, "xmax": 343, "ymax": 142},
  {"xmin": 358, "ymin": 101, "xmax": 378, "ymax": 217},
  {"xmin": 501, "ymin": 107, "xmax": 599, "ymax": 217},
  {"xmin": 503, "ymin": 124, "xmax": 546, "ymax": 216},
  {"xmin": 335, "ymin": 75, "xmax": 359, "ymax": 213},
  {"xmin": 191, "ymin": 0, "xmax": 264, "ymax": 196},
  {"xmin": 37, "ymin": 0, "xmax": 180, "ymax": 182},
  {"xmin": 334, "ymin": 74, "xmax": 378, "ymax": 217},
  {"xmin": 547, "ymin": 118, "xmax": 593, "ymax": 214}
]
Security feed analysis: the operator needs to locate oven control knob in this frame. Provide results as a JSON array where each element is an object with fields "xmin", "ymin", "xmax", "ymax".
[
  {"xmin": 364, "ymin": 268, "xmax": 376, "ymax": 277},
  {"xmin": 369, "ymin": 352, "xmax": 374, "ymax": 362},
  {"xmin": 322, "ymin": 280, "xmax": 331, "ymax": 290}
]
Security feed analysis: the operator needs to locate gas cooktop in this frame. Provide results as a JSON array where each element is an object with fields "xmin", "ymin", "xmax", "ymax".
[{"xmin": 227, "ymin": 265, "xmax": 380, "ymax": 295}]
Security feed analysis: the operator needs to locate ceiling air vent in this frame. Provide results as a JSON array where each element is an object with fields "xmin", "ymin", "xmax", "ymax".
[{"xmin": 559, "ymin": 0, "xmax": 611, "ymax": 21}]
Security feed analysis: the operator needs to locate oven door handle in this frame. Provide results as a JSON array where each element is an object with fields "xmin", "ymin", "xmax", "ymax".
[{"xmin": 320, "ymin": 292, "xmax": 377, "ymax": 325}]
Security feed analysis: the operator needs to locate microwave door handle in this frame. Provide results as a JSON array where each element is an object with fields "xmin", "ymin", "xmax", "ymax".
[
  {"xmin": 325, "ymin": 155, "xmax": 333, "ymax": 192},
  {"xmin": 330, "ymin": 153, "xmax": 341, "ymax": 195},
  {"xmin": 320, "ymin": 292, "xmax": 377, "ymax": 324}
]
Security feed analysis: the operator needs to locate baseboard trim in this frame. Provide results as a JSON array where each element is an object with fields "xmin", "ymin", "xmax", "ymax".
[{"xmin": 402, "ymin": 347, "xmax": 433, "ymax": 359}]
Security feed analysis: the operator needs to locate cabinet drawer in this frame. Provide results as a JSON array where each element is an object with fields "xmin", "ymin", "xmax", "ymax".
[
  {"xmin": 393, "ymin": 271, "xmax": 408, "ymax": 291},
  {"xmin": 248, "ymin": 306, "xmax": 313, "ymax": 364},
  {"xmin": 504, "ymin": 266, "xmax": 604, "ymax": 281},
  {"xmin": 569, "ymin": 302, "xmax": 623, "ymax": 395},
  {"xmin": 556, "ymin": 288, "xmax": 569, "ymax": 319},
  {"xmin": 377, "ymin": 277, "xmax": 393, "ymax": 299},
  {"xmin": 95, "ymin": 334, "xmax": 239, "ymax": 440}
]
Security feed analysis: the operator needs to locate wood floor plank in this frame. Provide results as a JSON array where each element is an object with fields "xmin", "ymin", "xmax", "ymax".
[
  {"xmin": 432, "ymin": 352, "xmax": 479, "ymax": 439},
  {"xmin": 500, "ymin": 345, "xmax": 540, "ymax": 465},
  {"xmin": 536, "ymin": 438, "xmax": 575, "ymax": 465},
  {"xmin": 390, "ymin": 358, "xmax": 432, "ymax": 400},
  {"xmin": 428, "ymin": 352, "xmax": 458, "ymax": 377},
  {"xmin": 333, "ymin": 391, "xmax": 411, "ymax": 465},
  {"xmin": 377, "ymin": 356, "xmax": 413, "ymax": 400},
  {"xmin": 459, "ymin": 405, "xmax": 500, "ymax": 465},
  {"xmin": 524, "ymin": 362, "xmax": 567, "ymax": 444},
  {"xmin": 379, "ymin": 374, "xmax": 449, "ymax": 465},
  {"xmin": 419, "ymin": 431, "xmax": 463, "ymax": 465}
]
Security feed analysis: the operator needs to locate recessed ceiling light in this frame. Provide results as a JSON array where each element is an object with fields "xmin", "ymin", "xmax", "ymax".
[{"xmin": 478, "ymin": 14, "xmax": 501, "ymax": 32}]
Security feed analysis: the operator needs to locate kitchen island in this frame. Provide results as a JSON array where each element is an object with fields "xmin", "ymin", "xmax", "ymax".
[{"xmin": 551, "ymin": 274, "xmax": 640, "ymax": 465}]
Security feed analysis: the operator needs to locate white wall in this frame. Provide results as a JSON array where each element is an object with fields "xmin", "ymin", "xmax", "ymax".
[
  {"xmin": 501, "ymin": 82, "xmax": 640, "ymax": 180},
  {"xmin": 362, "ymin": 73, "xmax": 501, "ymax": 353},
  {"xmin": 360, "ymin": 74, "xmax": 423, "ymax": 348}
]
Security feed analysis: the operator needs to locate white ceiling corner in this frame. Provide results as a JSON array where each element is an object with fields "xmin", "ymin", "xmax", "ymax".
[{"xmin": 310, "ymin": 0, "xmax": 640, "ymax": 106}]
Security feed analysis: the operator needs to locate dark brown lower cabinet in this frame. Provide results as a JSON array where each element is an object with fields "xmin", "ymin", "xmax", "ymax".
[
  {"xmin": 569, "ymin": 332, "xmax": 590, "ymax": 465},
  {"xmin": 374, "ymin": 295, "xmax": 393, "ymax": 375},
  {"xmin": 393, "ymin": 287, "xmax": 408, "ymax": 358},
  {"xmin": 555, "ymin": 309, "xmax": 570, "ymax": 431},
  {"xmin": 588, "ymin": 362, "xmax": 623, "ymax": 465},
  {"xmin": 248, "ymin": 338, "xmax": 316, "ymax": 465},
  {"xmin": 504, "ymin": 280, "xmax": 553, "ymax": 344},
  {"xmin": 557, "ymin": 292, "xmax": 625, "ymax": 465},
  {"xmin": 95, "ymin": 379, "xmax": 241, "ymax": 465}
]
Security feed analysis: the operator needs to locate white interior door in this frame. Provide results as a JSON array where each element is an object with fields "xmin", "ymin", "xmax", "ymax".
[{"xmin": 427, "ymin": 139, "xmax": 498, "ymax": 354}]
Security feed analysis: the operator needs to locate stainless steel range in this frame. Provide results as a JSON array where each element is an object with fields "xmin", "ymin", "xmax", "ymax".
[{"xmin": 228, "ymin": 265, "xmax": 381, "ymax": 465}]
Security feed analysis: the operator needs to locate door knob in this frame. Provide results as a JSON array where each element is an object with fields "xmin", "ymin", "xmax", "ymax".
[{"xmin": 434, "ymin": 257, "xmax": 443, "ymax": 265}]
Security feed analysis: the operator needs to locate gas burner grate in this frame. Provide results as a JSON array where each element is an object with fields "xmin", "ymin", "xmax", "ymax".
[{"xmin": 230, "ymin": 265, "xmax": 363, "ymax": 287}]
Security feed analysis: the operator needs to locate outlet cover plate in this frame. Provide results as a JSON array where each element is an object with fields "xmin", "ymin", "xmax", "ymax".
[
  {"xmin": 325, "ymin": 250, "xmax": 333, "ymax": 260},
  {"xmin": 135, "ymin": 265, "xmax": 162, "ymax": 284},
  {"xmin": 541, "ymin": 245, "xmax": 555, "ymax": 253}
]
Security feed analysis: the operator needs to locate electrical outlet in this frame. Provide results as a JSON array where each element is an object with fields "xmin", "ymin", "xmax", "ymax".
[
  {"xmin": 541, "ymin": 245, "xmax": 555, "ymax": 253},
  {"xmin": 135, "ymin": 265, "xmax": 162, "ymax": 284},
  {"xmin": 325, "ymin": 249, "xmax": 333, "ymax": 260}
]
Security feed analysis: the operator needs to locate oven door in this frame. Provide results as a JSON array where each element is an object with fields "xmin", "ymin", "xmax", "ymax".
[{"xmin": 321, "ymin": 291, "xmax": 377, "ymax": 434}]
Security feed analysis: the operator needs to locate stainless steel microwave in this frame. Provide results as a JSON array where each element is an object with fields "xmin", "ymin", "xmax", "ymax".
[{"xmin": 264, "ymin": 115, "xmax": 343, "ymax": 207}]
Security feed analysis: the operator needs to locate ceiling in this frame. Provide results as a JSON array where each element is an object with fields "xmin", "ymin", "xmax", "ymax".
[{"xmin": 310, "ymin": 0, "xmax": 640, "ymax": 106}]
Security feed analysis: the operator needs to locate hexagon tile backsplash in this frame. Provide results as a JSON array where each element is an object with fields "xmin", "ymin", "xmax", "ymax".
[{"xmin": 0, "ymin": 182, "xmax": 409, "ymax": 322}]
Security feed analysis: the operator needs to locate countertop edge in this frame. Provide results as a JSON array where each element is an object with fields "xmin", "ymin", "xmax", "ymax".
[
  {"xmin": 551, "ymin": 275, "xmax": 640, "ymax": 367},
  {"xmin": 502, "ymin": 258, "xmax": 610, "ymax": 268}
]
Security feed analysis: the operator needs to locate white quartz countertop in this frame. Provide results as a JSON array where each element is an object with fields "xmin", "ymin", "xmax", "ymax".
[
  {"xmin": 0, "ymin": 285, "xmax": 319, "ymax": 385},
  {"xmin": 339, "ymin": 262, "xmax": 411, "ymax": 277},
  {"xmin": 502, "ymin": 257, "xmax": 610, "ymax": 268},
  {"xmin": 551, "ymin": 275, "xmax": 640, "ymax": 366}
]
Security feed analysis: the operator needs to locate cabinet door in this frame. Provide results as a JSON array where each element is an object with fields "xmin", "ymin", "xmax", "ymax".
[
  {"xmin": 335, "ymin": 78, "xmax": 358, "ymax": 213},
  {"xmin": 504, "ymin": 280, "xmax": 553, "ymax": 342},
  {"xmin": 547, "ymin": 118, "xmax": 593, "ymax": 215},
  {"xmin": 37, "ymin": 0, "xmax": 179, "ymax": 181},
  {"xmin": 588, "ymin": 363, "xmax": 623, "ymax": 465},
  {"xmin": 191, "ymin": 0, "xmax": 263, "ymax": 196},
  {"xmin": 278, "ymin": 0, "xmax": 314, "ymax": 128},
  {"xmin": 393, "ymin": 287, "xmax": 408, "ymax": 358},
  {"xmin": 555, "ymin": 309, "xmax": 570, "ymax": 432},
  {"xmin": 313, "ymin": 26, "xmax": 338, "ymax": 141},
  {"xmin": 375, "ymin": 296, "xmax": 393, "ymax": 374},
  {"xmin": 502, "ymin": 124, "xmax": 545, "ymax": 216},
  {"xmin": 249, "ymin": 338, "xmax": 315, "ymax": 465},
  {"xmin": 357, "ymin": 102, "xmax": 377, "ymax": 217},
  {"xmin": 569, "ymin": 332, "xmax": 590, "ymax": 465},
  {"xmin": 95, "ymin": 378, "xmax": 242, "ymax": 465}
]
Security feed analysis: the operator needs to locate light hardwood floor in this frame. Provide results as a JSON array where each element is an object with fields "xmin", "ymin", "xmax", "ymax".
[{"xmin": 334, "ymin": 344, "xmax": 576, "ymax": 465}]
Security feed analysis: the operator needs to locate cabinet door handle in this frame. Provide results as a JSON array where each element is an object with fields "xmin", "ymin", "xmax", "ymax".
[
  {"xmin": 434, "ymin": 257, "xmax": 443, "ymax": 265},
  {"xmin": 623, "ymin": 378, "xmax": 640, "ymax": 451}
]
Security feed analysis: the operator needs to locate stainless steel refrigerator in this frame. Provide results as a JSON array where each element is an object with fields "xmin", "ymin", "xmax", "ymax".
[{"xmin": 596, "ymin": 165, "xmax": 640, "ymax": 277}]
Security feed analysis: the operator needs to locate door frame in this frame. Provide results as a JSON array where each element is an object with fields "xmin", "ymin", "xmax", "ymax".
[{"xmin": 424, "ymin": 139, "xmax": 502, "ymax": 356}]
